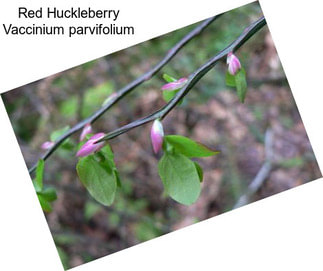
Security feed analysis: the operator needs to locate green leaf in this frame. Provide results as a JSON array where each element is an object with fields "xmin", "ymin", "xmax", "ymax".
[
  {"xmin": 225, "ymin": 68, "xmax": 246, "ymax": 87},
  {"xmin": 225, "ymin": 71, "xmax": 236, "ymax": 87},
  {"xmin": 163, "ymin": 73, "xmax": 177, "ymax": 83},
  {"xmin": 56, "ymin": 247, "xmax": 69, "ymax": 270},
  {"xmin": 100, "ymin": 145, "xmax": 115, "ymax": 161},
  {"xmin": 77, "ymin": 155, "xmax": 117, "ymax": 206},
  {"xmin": 162, "ymin": 89, "xmax": 179, "ymax": 102},
  {"xmin": 158, "ymin": 153, "xmax": 201, "ymax": 205},
  {"xmin": 114, "ymin": 169, "xmax": 122, "ymax": 187},
  {"xmin": 234, "ymin": 69, "xmax": 247, "ymax": 103},
  {"xmin": 194, "ymin": 162, "xmax": 204, "ymax": 183},
  {"xmin": 50, "ymin": 126, "xmax": 70, "ymax": 141},
  {"xmin": 225, "ymin": 68, "xmax": 248, "ymax": 102},
  {"xmin": 165, "ymin": 135, "xmax": 219, "ymax": 158},
  {"xmin": 100, "ymin": 145, "xmax": 122, "ymax": 187},
  {"xmin": 162, "ymin": 139, "xmax": 175, "ymax": 154},
  {"xmin": 37, "ymin": 187, "xmax": 57, "ymax": 202},
  {"xmin": 37, "ymin": 194, "xmax": 52, "ymax": 212},
  {"xmin": 33, "ymin": 159, "xmax": 44, "ymax": 192},
  {"xmin": 162, "ymin": 90, "xmax": 184, "ymax": 105}
]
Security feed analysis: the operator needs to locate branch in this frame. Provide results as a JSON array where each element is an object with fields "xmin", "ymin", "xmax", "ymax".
[
  {"xmin": 97, "ymin": 16, "xmax": 267, "ymax": 143},
  {"xmin": 233, "ymin": 128, "xmax": 274, "ymax": 209},
  {"xmin": 28, "ymin": 15, "xmax": 222, "ymax": 174}
]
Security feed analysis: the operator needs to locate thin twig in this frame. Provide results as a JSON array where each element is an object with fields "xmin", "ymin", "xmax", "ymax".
[
  {"xmin": 233, "ymin": 128, "xmax": 274, "ymax": 209},
  {"xmin": 97, "ymin": 16, "xmax": 267, "ymax": 143},
  {"xmin": 28, "ymin": 15, "xmax": 222, "ymax": 174}
]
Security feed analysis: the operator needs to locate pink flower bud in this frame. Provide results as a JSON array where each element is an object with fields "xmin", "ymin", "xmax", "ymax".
[
  {"xmin": 227, "ymin": 52, "xmax": 241, "ymax": 75},
  {"xmin": 41, "ymin": 141, "xmax": 54, "ymax": 150},
  {"xmin": 79, "ymin": 123, "xmax": 93, "ymax": 141},
  {"xmin": 76, "ymin": 133, "xmax": 105, "ymax": 157},
  {"xmin": 161, "ymin": 78, "xmax": 188, "ymax": 91},
  {"xmin": 150, "ymin": 119, "xmax": 164, "ymax": 154}
]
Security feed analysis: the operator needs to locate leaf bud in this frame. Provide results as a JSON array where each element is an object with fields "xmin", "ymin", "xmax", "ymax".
[
  {"xmin": 161, "ymin": 78, "xmax": 188, "ymax": 91},
  {"xmin": 80, "ymin": 123, "xmax": 93, "ymax": 141},
  {"xmin": 76, "ymin": 133, "xmax": 105, "ymax": 157},
  {"xmin": 150, "ymin": 119, "xmax": 164, "ymax": 154},
  {"xmin": 227, "ymin": 52, "xmax": 241, "ymax": 75}
]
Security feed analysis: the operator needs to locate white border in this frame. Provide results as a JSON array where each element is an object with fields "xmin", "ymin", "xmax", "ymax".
[{"xmin": 1, "ymin": 0, "xmax": 323, "ymax": 270}]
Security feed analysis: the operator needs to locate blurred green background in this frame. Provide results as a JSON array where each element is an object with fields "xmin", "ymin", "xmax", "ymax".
[{"xmin": 1, "ymin": 2, "xmax": 321, "ymax": 269}]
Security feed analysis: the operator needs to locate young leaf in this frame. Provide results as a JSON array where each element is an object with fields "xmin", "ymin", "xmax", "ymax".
[
  {"xmin": 163, "ymin": 73, "xmax": 177, "ymax": 83},
  {"xmin": 77, "ymin": 155, "xmax": 117, "ymax": 206},
  {"xmin": 225, "ymin": 68, "xmax": 247, "ymax": 102},
  {"xmin": 37, "ymin": 194, "xmax": 52, "ymax": 212},
  {"xmin": 225, "ymin": 71, "xmax": 236, "ymax": 87},
  {"xmin": 100, "ymin": 145, "xmax": 115, "ymax": 161},
  {"xmin": 33, "ymin": 159, "xmax": 44, "ymax": 192},
  {"xmin": 235, "ymin": 69, "xmax": 247, "ymax": 103},
  {"xmin": 162, "ymin": 90, "xmax": 184, "ymax": 105},
  {"xmin": 165, "ymin": 135, "xmax": 219, "ymax": 158},
  {"xmin": 114, "ymin": 169, "xmax": 122, "ymax": 188},
  {"xmin": 100, "ymin": 145, "xmax": 122, "ymax": 187},
  {"xmin": 162, "ymin": 89, "xmax": 179, "ymax": 102},
  {"xmin": 38, "ymin": 187, "xmax": 57, "ymax": 202},
  {"xmin": 194, "ymin": 162, "xmax": 204, "ymax": 183},
  {"xmin": 158, "ymin": 153, "xmax": 201, "ymax": 205}
]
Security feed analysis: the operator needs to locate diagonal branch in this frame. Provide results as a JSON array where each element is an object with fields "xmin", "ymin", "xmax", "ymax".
[
  {"xmin": 97, "ymin": 16, "xmax": 267, "ymax": 143},
  {"xmin": 28, "ymin": 14, "xmax": 222, "ymax": 174}
]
